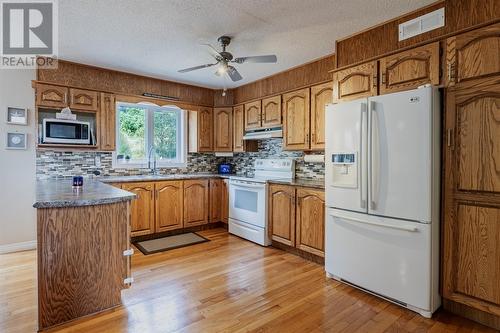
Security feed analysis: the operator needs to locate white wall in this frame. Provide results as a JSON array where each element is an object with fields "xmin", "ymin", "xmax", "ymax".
[{"xmin": 0, "ymin": 69, "xmax": 37, "ymax": 253}]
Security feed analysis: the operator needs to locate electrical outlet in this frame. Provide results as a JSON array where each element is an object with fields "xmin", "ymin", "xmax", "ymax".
[{"xmin": 95, "ymin": 156, "xmax": 101, "ymax": 168}]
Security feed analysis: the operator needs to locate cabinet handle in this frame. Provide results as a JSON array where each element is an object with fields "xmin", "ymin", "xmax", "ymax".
[
  {"xmin": 311, "ymin": 133, "xmax": 315, "ymax": 143},
  {"xmin": 447, "ymin": 63, "xmax": 456, "ymax": 82},
  {"xmin": 381, "ymin": 73, "xmax": 387, "ymax": 85},
  {"xmin": 306, "ymin": 133, "xmax": 309, "ymax": 143},
  {"xmin": 447, "ymin": 129, "xmax": 454, "ymax": 150},
  {"xmin": 123, "ymin": 248, "xmax": 134, "ymax": 257},
  {"xmin": 123, "ymin": 277, "xmax": 134, "ymax": 285},
  {"xmin": 373, "ymin": 75, "xmax": 377, "ymax": 88}
]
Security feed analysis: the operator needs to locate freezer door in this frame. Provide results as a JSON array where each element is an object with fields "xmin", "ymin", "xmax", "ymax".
[
  {"xmin": 325, "ymin": 208, "xmax": 435, "ymax": 312},
  {"xmin": 368, "ymin": 87, "xmax": 436, "ymax": 222},
  {"xmin": 325, "ymin": 100, "xmax": 368, "ymax": 213}
]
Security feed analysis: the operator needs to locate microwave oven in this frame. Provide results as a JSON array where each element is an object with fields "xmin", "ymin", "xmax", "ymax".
[{"xmin": 42, "ymin": 119, "xmax": 91, "ymax": 145}]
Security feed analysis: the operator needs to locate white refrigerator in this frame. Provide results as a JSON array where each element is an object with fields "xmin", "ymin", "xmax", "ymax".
[{"xmin": 324, "ymin": 86, "xmax": 441, "ymax": 318}]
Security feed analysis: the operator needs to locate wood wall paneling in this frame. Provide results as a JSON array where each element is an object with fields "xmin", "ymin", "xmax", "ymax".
[
  {"xmin": 234, "ymin": 54, "xmax": 335, "ymax": 104},
  {"xmin": 37, "ymin": 60, "xmax": 215, "ymax": 106},
  {"xmin": 335, "ymin": 0, "xmax": 500, "ymax": 68}
]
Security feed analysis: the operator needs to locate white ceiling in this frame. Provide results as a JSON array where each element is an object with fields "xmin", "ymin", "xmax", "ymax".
[{"xmin": 58, "ymin": 0, "xmax": 436, "ymax": 89}]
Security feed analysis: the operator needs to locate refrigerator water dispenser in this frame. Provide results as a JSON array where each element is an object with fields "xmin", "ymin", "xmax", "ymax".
[{"xmin": 331, "ymin": 153, "xmax": 357, "ymax": 188}]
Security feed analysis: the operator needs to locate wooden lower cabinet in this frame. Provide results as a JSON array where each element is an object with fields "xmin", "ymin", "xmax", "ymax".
[
  {"xmin": 155, "ymin": 181, "xmax": 184, "ymax": 232},
  {"xmin": 269, "ymin": 184, "xmax": 297, "ymax": 247},
  {"xmin": 221, "ymin": 179, "xmax": 229, "ymax": 223},
  {"xmin": 269, "ymin": 184, "xmax": 325, "ymax": 256},
  {"xmin": 122, "ymin": 182, "xmax": 155, "ymax": 237},
  {"xmin": 184, "ymin": 179, "xmax": 209, "ymax": 227},
  {"xmin": 210, "ymin": 178, "xmax": 222, "ymax": 223},
  {"xmin": 442, "ymin": 77, "xmax": 500, "ymax": 328},
  {"xmin": 295, "ymin": 188, "xmax": 325, "ymax": 257}
]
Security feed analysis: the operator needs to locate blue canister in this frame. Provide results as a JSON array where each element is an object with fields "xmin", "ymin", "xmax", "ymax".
[{"xmin": 72, "ymin": 176, "xmax": 84, "ymax": 187}]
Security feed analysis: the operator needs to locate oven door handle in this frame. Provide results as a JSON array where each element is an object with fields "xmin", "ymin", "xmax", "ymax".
[{"xmin": 230, "ymin": 182, "xmax": 265, "ymax": 189}]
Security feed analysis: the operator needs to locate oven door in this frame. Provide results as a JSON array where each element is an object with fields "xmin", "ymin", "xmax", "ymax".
[{"xmin": 229, "ymin": 180, "xmax": 266, "ymax": 228}]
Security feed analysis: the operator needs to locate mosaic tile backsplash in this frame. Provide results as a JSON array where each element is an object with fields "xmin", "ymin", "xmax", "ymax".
[{"xmin": 36, "ymin": 139, "xmax": 325, "ymax": 179}]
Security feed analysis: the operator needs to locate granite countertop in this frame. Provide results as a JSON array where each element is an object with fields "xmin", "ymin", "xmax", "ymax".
[
  {"xmin": 267, "ymin": 178, "xmax": 325, "ymax": 189},
  {"xmin": 99, "ymin": 173, "xmax": 232, "ymax": 183},
  {"xmin": 33, "ymin": 179, "xmax": 137, "ymax": 209}
]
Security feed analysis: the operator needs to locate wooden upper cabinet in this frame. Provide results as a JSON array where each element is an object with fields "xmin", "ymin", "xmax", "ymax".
[
  {"xmin": 213, "ymin": 107, "xmax": 233, "ymax": 152},
  {"xmin": 333, "ymin": 61, "xmax": 377, "ymax": 102},
  {"xmin": 262, "ymin": 95, "xmax": 282, "ymax": 128},
  {"xmin": 446, "ymin": 22, "xmax": 500, "ymax": 87},
  {"xmin": 269, "ymin": 184, "xmax": 296, "ymax": 246},
  {"xmin": 121, "ymin": 182, "xmax": 155, "ymax": 237},
  {"xmin": 183, "ymin": 179, "xmax": 209, "ymax": 227},
  {"xmin": 155, "ymin": 181, "xmax": 183, "ymax": 232},
  {"xmin": 36, "ymin": 84, "xmax": 68, "ymax": 108},
  {"xmin": 296, "ymin": 188, "xmax": 325, "ymax": 257},
  {"xmin": 233, "ymin": 105, "xmax": 245, "ymax": 152},
  {"xmin": 282, "ymin": 88, "xmax": 310, "ymax": 151},
  {"xmin": 99, "ymin": 93, "xmax": 116, "ymax": 151},
  {"xmin": 244, "ymin": 100, "xmax": 262, "ymax": 130},
  {"xmin": 310, "ymin": 82, "xmax": 332, "ymax": 150},
  {"xmin": 69, "ymin": 88, "xmax": 99, "ymax": 111},
  {"xmin": 379, "ymin": 42, "xmax": 440, "ymax": 94},
  {"xmin": 198, "ymin": 107, "xmax": 213, "ymax": 152},
  {"xmin": 209, "ymin": 179, "xmax": 222, "ymax": 223}
]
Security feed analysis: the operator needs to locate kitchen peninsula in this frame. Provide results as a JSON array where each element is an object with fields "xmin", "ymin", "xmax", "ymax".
[{"xmin": 33, "ymin": 180, "xmax": 135, "ymax": 331}]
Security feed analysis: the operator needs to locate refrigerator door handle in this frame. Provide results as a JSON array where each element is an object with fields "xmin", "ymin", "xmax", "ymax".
[
  {"xmin": 370, "ymin": 101, "xmax": 380, "ymax": 210},
  {"xmin": 329, "ymin": 213, "xmax": 419, "ymax": 232},
  {"xmin": 360, "ymin": 103, "xmax": 367, "ymax": 209}
]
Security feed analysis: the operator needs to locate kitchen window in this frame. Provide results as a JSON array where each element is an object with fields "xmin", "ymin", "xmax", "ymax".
[{"xmin": 113, "ymin": 101, "xmax": 187, "ymax": 168}]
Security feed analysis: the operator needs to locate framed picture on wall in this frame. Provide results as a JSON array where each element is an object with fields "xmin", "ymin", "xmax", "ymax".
[
  {"xmin": 6, "ymin": 132, "xmax": 27, "ymax": 150},
  {"xmin": 6, "ymin": 107, "xmax": 28, "ymax": 125}
]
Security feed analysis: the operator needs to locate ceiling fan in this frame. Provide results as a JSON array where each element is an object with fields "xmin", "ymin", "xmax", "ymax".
[{"xmin": 178, "ymin": 36, "xmax": 277, "ymax": 82}]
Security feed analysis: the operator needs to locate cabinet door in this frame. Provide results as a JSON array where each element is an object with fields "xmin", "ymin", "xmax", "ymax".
[
  {"xmin": 209, "ymin": 179, "xmax": 222, "ymax": 223},
  {"xmin": 269, "ymin": 184, "xmax": 296, "ymax": 246},
  {"xmin": 36, "ymin": 84, "xmax": 68, "ymax": 108},
  {"xmin": 296, "ymin": 188, "xmax": 325, "ymax": 257},
  {"xmin": 262, "ymin": 95, "xmax": 281, "ymax": 128},
  {"xmin": 183, "ymin": 179, "xmax": 209, "ymax": 227},
  {"xmin": 310, "ymin": 82, "xmax": 332, "ymax": 150},
  {"xmin": 155, "ymin": 181, "xmax": 183, "ymax": 232},
  {"xmin": 379, "ymin": 42, "xmax": 440, "ymax": 94},
  {"xmin": 233, "ymin": 105, "xmax": 245, "ymax": 152},
  {"xmin": 221, "ymin": 179, "xmax": 229, "ymax": 224},
  {"xmin": 333, "ymin": 61, "xmax": 377, "ymax": 102},
  {"xmin": 282, "ymin": 88, "xmax": 310, "ymax": 151},
  {"xmin": 198, "ymin": 108, "xmax": 213, "ymax": 152},
  {"xmin": 446, "ymin": 22, "xmax": 500, "ymax": 86},
  {"xmin": 244, "ymin": 100, "xmax": 262, "ymax": 130},
  {"xmin": 99, "ymin": 93, "xmax": 116, "ymax": 151},
  {"xmin": 122, "ymin": 182, "xmax": 155, "ymax": 237},
  {"xmin": 69, "ymin": 88, "xmax": 99, "ymax": 111},
  {"xmin": 213, "ymin": 107, "xmax": 233, "ymax": 152},
  {"xmin": 442, "ymin": 78, "xmax": 500, "ymax": 316}
]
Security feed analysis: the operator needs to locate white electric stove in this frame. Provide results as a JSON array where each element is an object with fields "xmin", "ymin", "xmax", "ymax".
[{"xmin": 228, "ymin": 158, "xmax": 295, "ymax": 246}]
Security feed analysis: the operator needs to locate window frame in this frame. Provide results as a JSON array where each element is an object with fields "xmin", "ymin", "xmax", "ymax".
[{"xmin": 112, "ymin": 101, "xmax": 187, "ymax": 169}]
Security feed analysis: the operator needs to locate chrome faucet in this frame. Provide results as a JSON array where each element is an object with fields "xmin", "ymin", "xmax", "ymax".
[{"xmin": 147, "ymin": 146, "xmax": 158, "ymax": 175}]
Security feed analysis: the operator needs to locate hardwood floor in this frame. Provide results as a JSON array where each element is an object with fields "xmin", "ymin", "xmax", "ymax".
[{"xmin": 0, "ymin": 228, "xmax": 497, "ymax": 333}]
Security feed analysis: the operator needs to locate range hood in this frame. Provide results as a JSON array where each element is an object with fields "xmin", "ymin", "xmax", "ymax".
[{"xmin": 243, "ymin": 126, "xmax": 283, "ymax": 140}]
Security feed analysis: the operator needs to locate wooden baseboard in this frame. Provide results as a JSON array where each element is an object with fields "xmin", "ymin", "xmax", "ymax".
[
  {"xmin": 443, "ymin": 298, "xmax": 500, "ymax": 330},
  {"xmin": 131, "ymin": 222, "xmax": 226, "ymax": 243},
  {"xmin": 271, "ymin": 241, "xmax": 324, "ymax": 265}
]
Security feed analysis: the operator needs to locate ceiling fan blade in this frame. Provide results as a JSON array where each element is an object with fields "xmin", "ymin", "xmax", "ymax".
[
  {"xmin": 201, "ymin": 43, "xmax": 223, "ymax": 61},
  {"xmin": 233, "ymin": 55, "xmax": 277, "ymax": 64},
  {"xmin": 227, "ymin": 66, "xmax": 243, "ymax": 82},
  {"xmin": 178, "ymin": 63, "xmax": 217, "ymax": 73}
]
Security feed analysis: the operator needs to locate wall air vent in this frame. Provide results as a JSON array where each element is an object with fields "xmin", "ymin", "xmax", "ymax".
[{"xmin": 398, "ymin": 7, "xmax": 445, "ymax": 41}]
